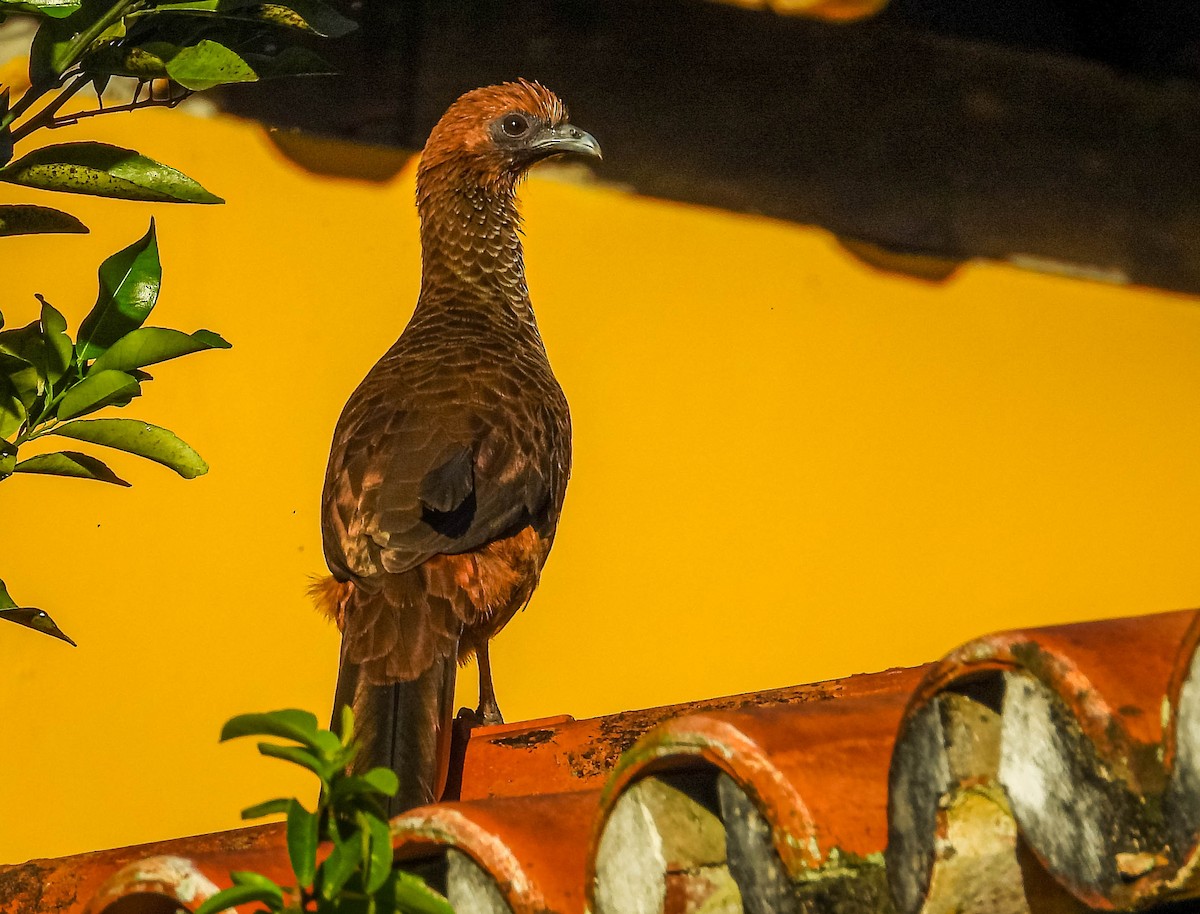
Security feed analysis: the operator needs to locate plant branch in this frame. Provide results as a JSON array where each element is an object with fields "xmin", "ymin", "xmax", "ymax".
[
  {"xmin": 49, "ymin": 83, "xmax": 194, "ymax": 130},
  {"xmin": 3, "ymin": 83, "xmax": 57, "ymax": 131},
  {"xmin": 10, "ymin": 73, "xmax": 91, "ymax": 144}
]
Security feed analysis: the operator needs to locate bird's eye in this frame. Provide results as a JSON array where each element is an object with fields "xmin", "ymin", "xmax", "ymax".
[{"xmin": 501, "ymin": 113, "xmax": 530, "ymax": 137}]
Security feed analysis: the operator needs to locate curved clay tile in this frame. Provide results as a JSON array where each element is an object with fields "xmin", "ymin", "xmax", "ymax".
[
  {"xmin": 82, "ymin": 855, "xmax": 222, "ymax": 914},
  {"xmin": 391, "ymin": 791, "xmax": 601, "ymax": 914},
  {"xmin": 887, "ymin": 608, "xmax": 1199, "ymax": 914},
  {"xmin": 586, "ymin": 666, "xmax": 927, "ymax": 914}
]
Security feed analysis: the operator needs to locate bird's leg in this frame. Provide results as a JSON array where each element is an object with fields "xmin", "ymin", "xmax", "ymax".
[{"xmin": 475, "ymin": 640, "xmax": 504, "ymax": 725}]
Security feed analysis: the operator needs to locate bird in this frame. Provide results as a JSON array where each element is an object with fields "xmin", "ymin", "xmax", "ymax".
[{"xmin": 312, "ymin": 80, "xmax": 600, "ymax": 815}]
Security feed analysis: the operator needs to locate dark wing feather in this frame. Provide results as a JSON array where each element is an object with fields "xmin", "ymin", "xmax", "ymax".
[{"xmin": 321, "ymin": 337, "xmax": 566, "ymax": 586}]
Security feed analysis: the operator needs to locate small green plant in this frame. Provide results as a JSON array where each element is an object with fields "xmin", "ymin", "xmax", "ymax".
[
  {"xmin": 0, "ymin": 0, "xmax": 354, "ymax": 235},
  {"xmin": 0, "ymin": 217, "xmax": 229, "ymax": 643},
  {"xmin": 197, "ymin": 708, "xmax": 454, "ymax": 914}
]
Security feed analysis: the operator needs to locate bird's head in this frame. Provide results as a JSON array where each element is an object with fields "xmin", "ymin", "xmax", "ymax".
[{"xmin": 418, "ymin": 80, "xmax": 601, "ymax": 196}]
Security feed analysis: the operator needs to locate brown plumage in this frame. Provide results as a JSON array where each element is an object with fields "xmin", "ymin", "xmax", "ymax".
[{"xmin": 316, "ymin": 81, "xmax": 600, "ymax": 814}]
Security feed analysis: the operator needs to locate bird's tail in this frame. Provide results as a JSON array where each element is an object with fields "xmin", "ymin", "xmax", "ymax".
[
  {"xmin": 317, "ymin": 572, "xmax": 462, "ymax": 818},
  {"xmin": 331, "ymin": 640, "xmax": 458, "ymax": 817}
]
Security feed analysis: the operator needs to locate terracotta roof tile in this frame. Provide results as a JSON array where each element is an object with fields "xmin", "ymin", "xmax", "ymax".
[{"xmin": 6, "ymin": 610, "xmax": 1200, "ymax": 914}]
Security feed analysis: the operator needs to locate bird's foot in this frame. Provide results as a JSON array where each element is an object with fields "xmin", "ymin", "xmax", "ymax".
[{"xmin": 475, "ymin": 697, "xmax": 504, "ymax": 727}]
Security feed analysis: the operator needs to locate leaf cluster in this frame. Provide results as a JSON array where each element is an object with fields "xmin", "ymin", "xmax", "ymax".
[
  {"xmin": 0, "ymin": 218, "xmax": 229, "ymax": 642},
  {"xmin": 0, "ymin": 0, "xmax": 353, "ymax": 233},
  {"xmin": 198, "ymin": 708, "xmax": 454, "ymax": 914}
]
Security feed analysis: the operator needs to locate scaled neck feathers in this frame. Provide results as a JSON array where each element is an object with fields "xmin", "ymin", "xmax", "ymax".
[{"xmin": 415, "ymin": 159, "xmax": 529, "ymax": 312}]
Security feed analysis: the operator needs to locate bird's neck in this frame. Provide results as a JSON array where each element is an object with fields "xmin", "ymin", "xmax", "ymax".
[{"xmin": 415, "ymin": 166, "xmax": 529, "ymax": 312}]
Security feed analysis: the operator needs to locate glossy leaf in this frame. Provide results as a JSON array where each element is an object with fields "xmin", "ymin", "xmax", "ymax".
[
  {"xmin": 165, "ymin": 40, "xmax": 257, "ymax": 90},
  {"xmin": 0, "ymin": 380, "xmax": 23, "ymax": 440},
  {"xmin": 254, "ymin": 1, "xmax": 356, "ymax": 37},
  {"xmin": 365, "ymin": 810, "xmax": 392, "ymax": 893},
  {"xmin": 0, "ymin": 436, "xmax": 15, "ymax": 477},
  {"xmin": 39, "ymin": 297, "xmax": 72, "ymax": 387},
  {"xmin": 0, "ymin": 143, "xmax": 223, "ymax": 204},
  {"xmin": 82, "ymin": 42, "xmax": 170, "ymax": 80},
  {"xmin": 256, "ymin": 742, "xmax": 330, "ymax": 779},
  {"xmin": 245, "ymin": 46, "xmax": 336, "ymax": 80},
  {"xmin": 89, "ymin": 327, "xmax": 230, "ymax": 374},
  {"xmin": 0, "ymin": 606, "xmax": 77, "ymax": 645},
  {"xmin": 221, "ymin": 708, "xmax": 317, "ymax": 741},
  {"xmin": 362, "ymin": 766, "xmax": 399, "ymax": 797},
  {"xmin": 229, "ymin": 871, "xmax": 283, "ymax": 891},
  {"xmin": 0, "ymin": 349, "xmax": 39, "ymax": 411},
  {"xmin": 240, "ymin": 797, "xmax": 290, "ymax": 820},
  {"xmin": 154, "ymin": 0, "xmax": 354, "ymax": 37},
  {"xmin": 286, "ymin": 799, "xmax": 318, "ymax": 887},
  {"xmin": 14, "ymin": 449, "xmax": 130, "ymax": 485},
  {"xmin": 318, "ymin": 832, "xmax": 359, "ymax": 901},
  {"xmin": 29, "ymin": 2, "xmax": 116, "ymax": 86},
  {"xmin": 389, "ymin": 871, "xmax": 455, "ymax": 914},
  {"xmin": 194, "ymin": 883, "xmax": 283, "ymax": 914},
  {"xmin": 0, "ymin": 204, "xmax": 88, "ymax": 237},
  {"xmin": 0, "ymin": 0, "xmax": 82, "ymax": 19},
  {"xmin": 154, "ymin": 0, "xmax": 258, "ymax": 11},
  {"xmin": 0, "ymin": 89, "xmax": 11, "ymax": 168},
  {"xmin": 77, "ymin": 221, "xmax": 160, "ymax": 362},
  {"xmin": 50, "ymin": 418, "xmax": 208, "ymax": 478},
  {"xmin": 55, "ymin": 369, "xmax": 139, "ymax": 419},
  {"xmin": 0, "ymin": 577, "xmax": 16, "ymax": 609}
]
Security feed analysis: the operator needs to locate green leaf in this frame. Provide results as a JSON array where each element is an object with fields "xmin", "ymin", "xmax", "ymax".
[
  {"xmin": 388, "ymin": 871, "xmax": 454, "ymax": 914},
  {"xmin": 220, "ymin": 708, "xmax": 321, "ymax": 747},
  {"xmin": 363, "ymin": 766, "xmax": 400, "ymax": 797},
  {"xmin": 0, "ymin": 204, "xmax": 87, "ymax": 236},
  {"xmin": 229, "ymin": 871, "xmax": 283, "ymax": 891},
  {"xmin": 340, "ymin": 703, "xmax": 354, "ymax": 746},
  {"xmin": 0, "ymin": 380, "xmax": 23, "ymax": 440},
  {"xmin": 153, "ymin": 0, "xmax": 258, "ymax": 11},
  {"xmin": 240, "ymin": 797, "xmax": 291, "ymax": 820},
  {"xmin": 89, "ymin": 327, "xmax": 230, "ymax": 373},
  {"xmin": 0, "ymin": 0, "xmax": 82, "ymax": 19},
  {"xmin": 286, "ymin": 798, "xmax": 319, "ymax": 887},
  {"xmin": 257, "ymin": 742, "xmax": 331, "ymax": 780},
  {"xmin": 244, "ymin": 45, "xmax": 336, "ymax": 80},
  {"xmin": 254, "ymin": 1, "xmax": 357, "ymax": 38},
  {"xmin": 331, "ymin": 768, "xmax": 399, "ymax": 806},
  {"xmin": 49, "ymin": 418, "xmax": 209, "ymax": 478},
  {"xmin": 0, "ymin": 606, "xmax": 77, "ymax": 646},
  {"xmin": 55, "ymin": 369, "xmax": 140, "ymax": 419},
  {"xmin": 318, "ymin": 831, "xmax": 360, "ymax": 901},
  {"xmin": 1, "ymin": 89, "xmax": 11, "ymax": 168},
  {"xmin": 14, "ymin": 449, "xmax": 130, "ymax": 485},
  {"xmin": 82, "ymin": 42, "xmax": 170, "ymax": 80},
  {"xmin": 29, "ymin": 2, "xmax": 121, "ymax": 87},
  {"xmin": 77, "ymin": 221, "xmax": 160, "ymax": 362},
  {"xmin": 0, "ymin": 348, "xmax": 40, "ymax": 411},
  {"xmin": 164, "ymin": 40, "xmax": 257, "ymax": 90},
  {"xmin": 365, "ymin": 810, "xmax": 393, "ymax": 893},
  {"xmin": 153, "ymin": 0, "xmax": 355, "ymax": 37},
  {"xmin": 194, "ymin": 882, "xmax": 283, "ymax": 914},
  {"xmin": 0, "ymin": 143, "xmax": 223, "ymax": 204},
  {"xmin": 0, "ymin": 577, "xmax": 17, "ymax": 609},
  {"xmin": 39, "ymin": 296, "xmax": 72, "ymax": 387}
]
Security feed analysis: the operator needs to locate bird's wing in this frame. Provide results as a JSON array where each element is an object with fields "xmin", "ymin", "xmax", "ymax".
[{"xmin": 321, "ymin": 366, "xmax": 564, "ymax": 585}]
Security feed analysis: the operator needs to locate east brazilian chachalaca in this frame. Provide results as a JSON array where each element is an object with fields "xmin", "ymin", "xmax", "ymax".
[{"xmin": 313, "ymin": 81, "xmax": 600, "ymax": 815}]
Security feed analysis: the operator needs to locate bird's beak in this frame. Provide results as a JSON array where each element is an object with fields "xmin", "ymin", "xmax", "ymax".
[{"xmin": 530, "ymin": 123, "xmax": 603, "ymax": 161}]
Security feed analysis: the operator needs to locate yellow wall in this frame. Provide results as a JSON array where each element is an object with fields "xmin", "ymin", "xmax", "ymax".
[{"xmin": 4, "ymin": 103, "xmax": 1200, "ymax": 865}]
